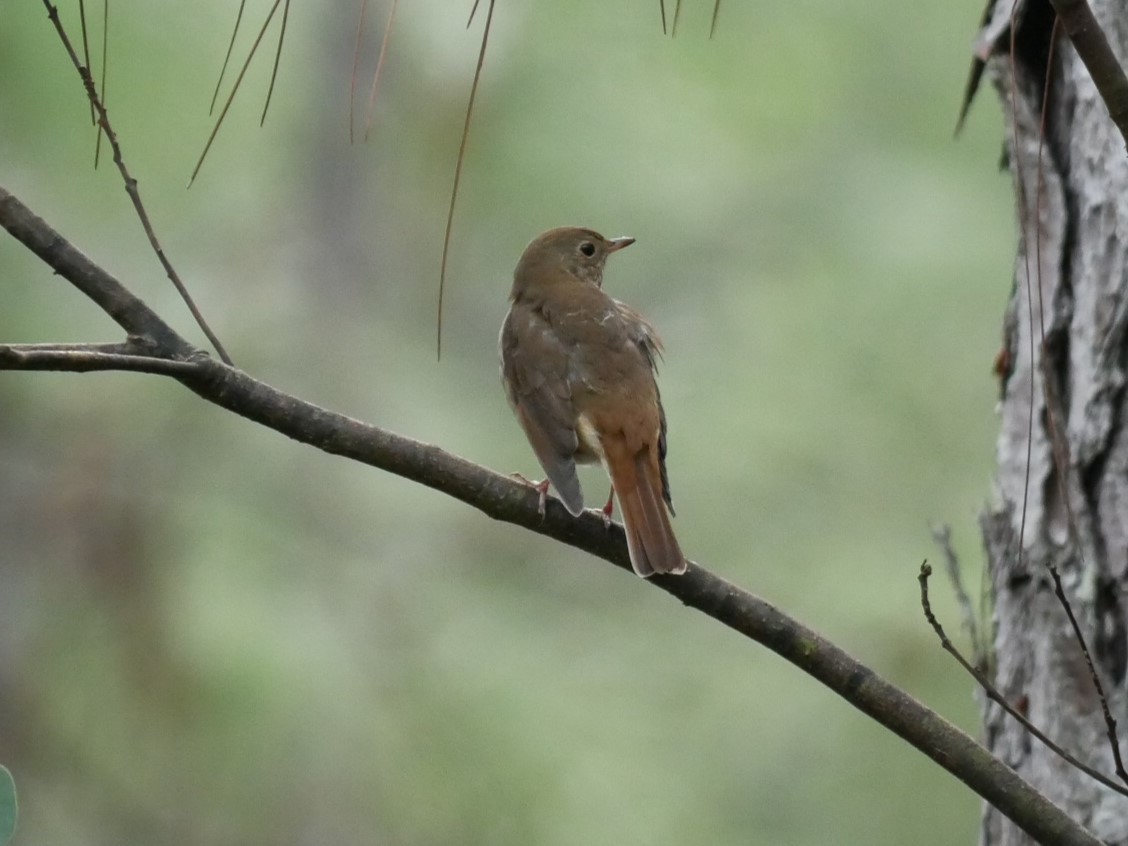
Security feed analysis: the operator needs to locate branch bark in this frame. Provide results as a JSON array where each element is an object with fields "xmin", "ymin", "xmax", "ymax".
[
  {"xmin": 0, "ymin": 184, "xmax": 1104, "ymax": 846},
  {"xmin": 1047, "ymin": 0, "xmax": 1128, "ymax": 148}
]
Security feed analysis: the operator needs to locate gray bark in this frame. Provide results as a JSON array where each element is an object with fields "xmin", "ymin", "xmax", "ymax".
[{"xmin": 981, "ymin": 0, "xmax": 1128, "ymax": 843}]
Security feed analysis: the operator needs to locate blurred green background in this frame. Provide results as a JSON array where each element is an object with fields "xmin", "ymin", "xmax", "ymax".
[{"xmin": 0, "ymin": 1, "xmax": 1012, "ymax": 844}]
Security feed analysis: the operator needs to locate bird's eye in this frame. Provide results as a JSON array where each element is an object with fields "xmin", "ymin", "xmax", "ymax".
[{"xmin": 579, "ymin": 242, "xmax": 596, "ymax": 257}]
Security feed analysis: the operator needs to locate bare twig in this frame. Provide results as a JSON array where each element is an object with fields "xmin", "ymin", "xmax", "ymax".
[
  {"xmin": 466, "ymin": 0, "xmax": 482, "ymax": 28},
  {"xmin": 437, "ymin": 0, "xmax": 496, "ymax": 361},
  {"xmin": 349, "ymin": 0, "xmax": 369, "ymax": 144},
  {"xmin": 78, "ymin": 0, "xmax": 94, "ymax": 126},
  {"xmin": 210, "ymin": 0, "xmax": 247, "ymax": 115},
  {"xmin": 920, "ymin": 563, "xmax": 1128, "ymax": 799},
  {"xmin": 0, "ymin": 182, "xmax": 1111, "ymax": 846},
  {"xmin": 93, "ymin": 0, "xmax": 108, "ymax": 168},
  {"xmin": 660, "ymin": 0, "xmax": 668, "ymax": 35},
  {"xmin": 259, "ymin": 0, "xmax": 291, "ymax": 126},
  {"xmin": 709, "ymin": 0, "xmax": 721, "ymax": 39},
  {"xmin": 41, "ymin": 1, "xmax": 233, "ymax": 367},
  {"xmin": 929, "ymin": 524, "xmax": 987, "ymax": 670},
  {"xmin": 1007, "ymin": 4, "xmax": 1039, "ymax": 624},
  {"xmin": 363, "ymin": 0, "xmax": 400, "ymax": 142},
  {"xmin": 189, "ymin": 0, "xmax": 284, "ymax": 187},
  {"xmin": 0, "ymin": 345, "xmax": 203, "ymax": 378},
  {"xmin": 1045, "ymin": 541, "xmax": 1128, "ymax": 784},
  {"xmin": 672, "ymin": 0, "xmax": 683, "ymax": 36}
]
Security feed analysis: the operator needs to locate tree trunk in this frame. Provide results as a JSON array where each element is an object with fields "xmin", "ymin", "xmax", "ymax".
[{"xmin": 980, "ymin": 0, "xmax": 1128, "ymax": 842}]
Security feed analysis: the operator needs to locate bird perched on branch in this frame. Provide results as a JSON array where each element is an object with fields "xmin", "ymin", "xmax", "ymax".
[{"xmin": 499, "ymin": 227, "xmax": 686, "ymax": 577}]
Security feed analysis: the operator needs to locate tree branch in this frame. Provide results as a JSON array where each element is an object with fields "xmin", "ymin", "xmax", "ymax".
[
  {"xmin": 0, "ymin": 190, "xmax": 190, "ymax": 354},
  {"xmin": 0, "ymin": 183, "xmax": 1105, "ymax": 846},
  {"xmin": 962, "ymin": 0, "xmax": 1128, "ymax": 148},
  {"xmin": 41, "ymin": 0, "xmax": 233, "ymax": 364},
  {"xmin": 920, "ymin": 563, "xmax": 1128, "ymax": 799},
  {"xmin": 0, "ymin": 344, "xmax": 204, "ymax": 377},
  {"xmin": 1047, "ymin": 0, "xmax": 1128, "ymax": 148}
]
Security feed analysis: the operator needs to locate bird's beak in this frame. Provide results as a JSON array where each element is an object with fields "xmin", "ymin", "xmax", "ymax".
[{"xmin": 607, "ymin": 236, "xmax": 635, "ymax": 253}]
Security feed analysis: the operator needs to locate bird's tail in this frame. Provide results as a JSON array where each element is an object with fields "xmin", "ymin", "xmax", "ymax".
[{"xmin": 605, "ymin": 443, "xmax": 686, "ymax": 578}]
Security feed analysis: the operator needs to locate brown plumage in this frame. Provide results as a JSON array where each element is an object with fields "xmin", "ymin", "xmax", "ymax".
[{"xmin": 499, "ymin": 226, "xmax": 686, "ymax": 577}]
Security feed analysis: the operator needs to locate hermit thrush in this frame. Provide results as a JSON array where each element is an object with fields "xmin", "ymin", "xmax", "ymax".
[{"xmin": 499, "ymin": 227, "xmax": 686, "ymax": 577}]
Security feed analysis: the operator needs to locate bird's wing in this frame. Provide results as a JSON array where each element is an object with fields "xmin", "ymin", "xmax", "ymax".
[
  {"xmin": 614, "ymin": 300, "xmax": 665, "ymax": 368},
  {"xmin": 500, "ymin": 305, "xmax": 585, "ymax": 515},
  {"xmin": 614, "ymin": 300, "xmax": 675, "ymax": 513}
]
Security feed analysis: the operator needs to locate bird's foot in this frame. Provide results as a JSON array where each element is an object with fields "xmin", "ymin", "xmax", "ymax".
[
  {"xmin": 510, "ymin": 473, "xmax": 550, "ymax": 520},
  {"xmin": 599, "ymin": 486, "xmax": 615, "ymax": 529}
]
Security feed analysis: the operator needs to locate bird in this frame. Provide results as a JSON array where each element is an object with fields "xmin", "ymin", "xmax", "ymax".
[{"xmin": 499, "ymin": 226, "xmax": 686, "ymax": 577}]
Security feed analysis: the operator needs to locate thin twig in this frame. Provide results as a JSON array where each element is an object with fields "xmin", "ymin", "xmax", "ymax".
[
  {"xmin": 437, "ymin": 0, "xmax": 496, "ymax": 361},
  {"xmin": 466, "ymin": 0, "xmax": 482, "ymax": 28},
  {"xmin": 672, "ymin": 0, "xmax": 683, "ymax": 36},
  {"xmin": 1032, "ymin": 16, "xmax": 1056, "ymax": 384},
  {"xmin": 954, "ymin": 0, "xmax": 998, "ymax": 135},
  {"xmin": 709, "ymin": 0, "xmax": 721, "ymax": 39},
  {"xmin": 210, "ymin": 0, "xmax": 247, "ymax": 115},
  {"xmin": 0, "ymin": 345, "xmax": 203, "ymax": 378},
  {"xmin": 1047, "ymin": 557, "xmax": 1128, "ymax": 783},
  {"xmin": 78, "ymin": 0, "xmax": 95, "ymax": 125},
  {"xmin": 363, "ymin": 0, "xmax": 400, "ymax": 142},
  {"xmin": 349, "ymin": 0, "xmax": 369, "ymax": 144},
  {"xmin": 919, "ymin": 563, "xmax": 1128, "ymax": 799},
  {"xmin": 41, "ymin": 1, "xmax": 233, "ymax": 367},
  {"xmin": 259, "ymin": 0, "xmax": 291, "ymax": 126},
  {"xmin": 660, "ymin": 0, "xmax": 668, "ymax": 35},
  {"xmin": 1007, "ymin": 5, "xmax": 1037, "ymax": 614},
  {"xmin": 929, "ymin": 524, "xmax": 987, "ymax": 670},
  {"xmin": 93, "ymin": 0, "xmax": 108, "ymax": 168},
  {"xmin": 189, "ymin": 0, "xmax": 284, "ymax": 187}
]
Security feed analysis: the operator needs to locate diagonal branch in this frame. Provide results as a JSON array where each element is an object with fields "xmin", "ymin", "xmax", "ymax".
[
  {"xmin": 920, "ymin": 563, "xmax": 1128, "ymax": 799},
  {"xmin": 41, "ymin": 0, "xmax": 233, "ymax": 365},
  {"xmin": 0, "ymin": 183, "xmax": 1105, "ymax": 846},
  {"xmin": 960, "ymin": 0, "xmax": 1128, "ymax": 147},
  {"xmin": 0, "ymin": 189, "xmax": 190, "ymax": 355},
  {"xmin": 1046, "ymin": 0, "xmax": 1128, "ymax": 149}
]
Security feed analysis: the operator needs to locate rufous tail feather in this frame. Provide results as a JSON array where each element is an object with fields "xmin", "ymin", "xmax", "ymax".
[{"xmin": 605, "ymin": 446, "xmax": 686, "ymax": 577}]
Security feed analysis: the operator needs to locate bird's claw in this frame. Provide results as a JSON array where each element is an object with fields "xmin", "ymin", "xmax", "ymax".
[
  {"xmin": 599, "ymin": 487, "xmax": 615, "ymax": 529},
  {"xmin": 510, "ymin": 472, "xmax": 550, "ymax": 521}
]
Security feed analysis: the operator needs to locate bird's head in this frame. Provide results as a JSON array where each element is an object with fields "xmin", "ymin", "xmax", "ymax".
[{"xmin": 511, "ymin": 226, "xmax": 634, "ymax": 297}]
